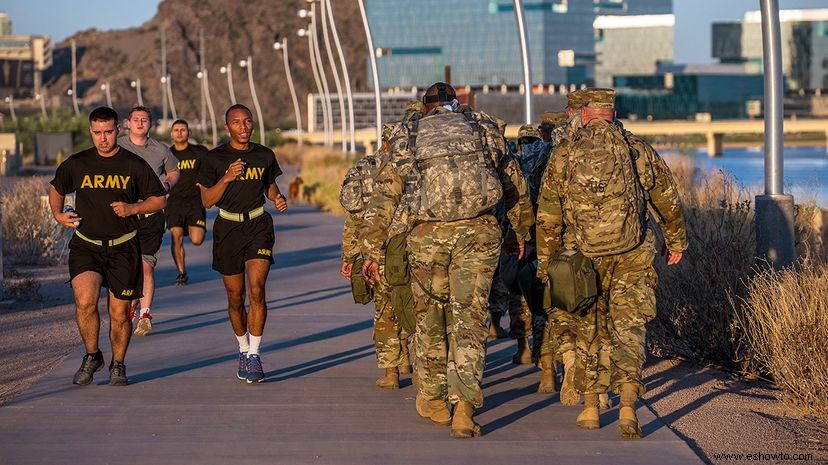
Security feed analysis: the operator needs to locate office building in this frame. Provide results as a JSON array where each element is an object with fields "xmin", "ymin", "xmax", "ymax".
[
  {"xmin": 594, "ymin": 13, "xmax": 674, "ymax": 87},
  {"xmin": 0, "ymin": 13, "xmax": 52, "ymax": 97}
]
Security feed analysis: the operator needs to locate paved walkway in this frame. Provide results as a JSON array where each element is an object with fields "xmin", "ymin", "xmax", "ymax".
[{"xmin": 0, "ymin": 203, "xmax": 703, "ymax": 465}]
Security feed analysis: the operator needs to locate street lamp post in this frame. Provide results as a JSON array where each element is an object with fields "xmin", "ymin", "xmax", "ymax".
[
  {"xmin": 130, "ymin": 79, "xmax": 143, "ymax": 106},
  {"xmin": 70, "ymin": 39, "xmax": 79, "ymax": 115},
  {"xmin": 302, "ymin": 4, "xmax": 333, "ymax": 147},
  {"xmin": 4, "ymin": 96, "xmax": 16, "ymax": 122},
  {"xmin": 357, "ymin": 0, "xmax": 382, "ymax": 151},
  {"xmin": 320, "ymin": 0, "xmax": 347, "ymax": 153},
  {"xmin": 513, "ymin": 0, "xmax": 533, "ymax": 124},
  {"xmin": 198, "ymin": 70, "xmax": 218, "ymax": 147},
  {"xmin": 299, "ymin": 26, "xmax": 329, "ymax": 146},
  {"xmin": 161, "ymin": 28, "xmax": 168, "ymax": 127},
  {"xmin": 100, "ymin": 82, "xmax": 112, "ymax": 108},
  {"xmin": 163, "ymin": 75, "xmax": 178, "ymax": 121},
  {"xmin": 325, "ymin": 0, "xmax": 356, "ymax": 153},
  {"xmin": 220, "ymin": 63, "xmax": 237, "ymax": 105},
  {"xmin": 35, "ymin": 93, "xmax": 47, "ymax": 118},
  {"xmin": 274, "ymin": 39, "xmax": 303, "ymax": 147},
  {"xmin": 239, "ymin": 57, "xmax": 266, "ymax": 146}
]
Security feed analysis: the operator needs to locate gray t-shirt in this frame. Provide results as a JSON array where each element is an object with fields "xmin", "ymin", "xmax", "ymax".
[{"xmin": 118, "ymin": 136, "xmax": 178, "ymax": 181}]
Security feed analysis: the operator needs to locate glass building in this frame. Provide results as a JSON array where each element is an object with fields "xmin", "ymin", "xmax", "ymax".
[
  {"xmin": 594, "ymin": 13, "xmax": 674, "ymax": 87},
  {"xmin": 593, "ymin": 0, "xmax": 671, "ymax": 15}
]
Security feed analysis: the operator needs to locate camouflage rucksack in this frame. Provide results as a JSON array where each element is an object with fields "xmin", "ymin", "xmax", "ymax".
[
  {"xmin": 562, "ymin": 119, "xmax": 646, "ymax": 257},
  {"xmin": 404, "ymin": 110, "xmax": 503, "ymax": 222},
  {"xmin": 339, "ymin": 156, "xmax": 379, "ymax": 214}
]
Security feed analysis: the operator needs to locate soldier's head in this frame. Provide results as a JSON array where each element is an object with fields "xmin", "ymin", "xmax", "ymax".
[
  {"xmin": 580, "ymin": 88, "xmax": 616, "ymax": 125},
  {"xmin": 538, "ymin": 111, "xmax": 567, "ymax": 141},
  {"xmin": 517, "ymin": 124, "xmax": 541, "ymax": 146},
  {"xmin": 128, "ymin": 105, "xmax": 153, "ymax": 138},
  {"xmin": 89, "ymin": 106, "xmax": 120, "ymax": 155},
  {"xmin": 422, "ymin": 82, "xmax": 457, "ymax": 112},
  {"xmin": 224, "ymin": 104, "xmax": 254, "ymax": 146},
  {"xmin": 170, "ymin": 119, "xmax": 190, "ymax": 146},
  {"xmin": 566, "ymin": 90, "xmax": 584, "ymax": 118}
]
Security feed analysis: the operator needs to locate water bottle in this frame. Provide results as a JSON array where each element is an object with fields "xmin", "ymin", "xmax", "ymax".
[{"xmin": 64, "ymin": 205, "xmax": 80, "ymax": 227}]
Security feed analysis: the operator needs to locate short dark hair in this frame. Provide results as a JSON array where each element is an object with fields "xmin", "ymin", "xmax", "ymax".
[
  {"xmin": 89, "ymin": 106, "xmax": 118, "ymax": 124},
  {"xmin": 128, "ymin": 105, "xmax": 153, "ymax": 119},
  {"xmin": 171, "ymin": 119, "xmax": 189, "ymax": 128},
  {"xmin": 225, "ymin": 104, "xmax": 252, "ymax": 123}
]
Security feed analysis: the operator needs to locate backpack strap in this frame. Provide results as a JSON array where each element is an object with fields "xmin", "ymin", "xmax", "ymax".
[{"xmin": 407, "ymin": 117, "xmax": 419, "ymax": 154}]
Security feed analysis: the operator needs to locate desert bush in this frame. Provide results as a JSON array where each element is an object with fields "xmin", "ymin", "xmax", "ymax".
[
  {"xmin": 0, "ymin": 177, "xmax": 69, "ymax": 265},
  {"xmin": 737, "ymin": 262, "xmax": 828, "ymax": 418},
  {"xmin": 298, "ymin": 145, "xmax": 355, "ymax": 216}
]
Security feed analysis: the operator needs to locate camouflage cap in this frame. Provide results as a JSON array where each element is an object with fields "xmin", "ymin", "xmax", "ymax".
[
  {"xmin": 404, "ymin": 100, "xmax": 426, "ymax": 116},
  {"xmin": 567, "ymin": 90, "xmax": 585, "ymax": 110},
  {"xmin": 539, "ymin": 111, "xmax": 568, "ymax": 129},
  {"xmin": 518, "ymin": 124, "xmax": 540, "ymax": 140},
  {"xmin": 581, "ymin": 88, "xmax": 616, "ymax": 109}
]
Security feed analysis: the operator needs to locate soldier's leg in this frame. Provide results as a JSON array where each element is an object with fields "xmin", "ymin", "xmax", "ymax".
[
  {"xmin": 372, "ymin": 282, "xmax": 402, "ymax": 389},
  {"xmin": 529, "ymin": 306, "xmax": 546, "ymax": 363},
  {"xmin": 549, "ymin": 308, "xmax": 580, "ymax": 405},
  {"xmin": 509, "ymin": 293, "xmax": 532, "ymax": 364},
  {"xmin": 487, "ymin": 267, "xmax": 509, "ymax": 339}
]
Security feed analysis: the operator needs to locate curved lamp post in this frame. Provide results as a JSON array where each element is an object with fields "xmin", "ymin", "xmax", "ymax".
[
  {"xmin": 274, "ymin": 39, "xmax": 303, "ymax": 147},
  {"xmin": 70, "ymin": 39, "xmax": 79, "ymax": 115},
  {"xmin": 100, "ymin": 82, "xmax": 112, "ymax": 108},
  {"xmin": 298, "ymin": 26, "xmax": 329, "ymax": 145},
  {"xmin": 220, "ymin": 63, "xmax": 237, "ymax": 105},
  {"xmin": 513, "ymin": 0, "xmax": 533, "ymax": 124},
  {"xmin": 130, "ymin": 79, "xmax": 143, "ymax": 106},
  {"xmin": 239, "ymin": 57, "xmax": 266, "ymax": 146},
  {"xmin": 163, "ymin": 75, "xmax": 178, "ymax": 121},
  {"xmin": 320, "ymin": 0, "xmax": 347, "ymax": 153},
  {"xmin": 197, "ymin": 70, "xmax": 218, "ymax": 147},
  {"xmin": 325, "ymin": 0, "xmax": 356, "ymax": 153},
  {"xmin": 302, "ymin": 4, "xmax": 333, "ymax": 147},
  {"xmin": 4, "ymin": 96, "xmax": 15, "ymax": 122},
  {"xmin": 35, "ymin": 92, "xmax": 47, "ymax": 118},
  {"xmin": 357, "ymin": 0, "xmax": 381, "ymax": 151}
]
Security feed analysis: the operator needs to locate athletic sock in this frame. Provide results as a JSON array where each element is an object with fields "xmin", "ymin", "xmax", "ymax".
[
  {"xmin": 236, "ymin": 333, "xmax": 250, "ymax": 354},
  {"xmin": 140, "ymin": 308, "xmax": 151, "ymax": 317},
  {"xmin": 248, "ymin": 335, "xmax": 262, "ymax": 356}
]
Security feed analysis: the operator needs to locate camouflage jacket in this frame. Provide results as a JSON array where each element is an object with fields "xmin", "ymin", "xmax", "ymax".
[
  {"xmin": 361, "ymin": 107, "xmax": 534, "ymax": 263},
  {"xmin": 341, "ymin": 213, "xmax": 363, "ymax": 262},
  {"xmin": 535, "ymin": 123, "xmax": 688, "ymax": 280}
]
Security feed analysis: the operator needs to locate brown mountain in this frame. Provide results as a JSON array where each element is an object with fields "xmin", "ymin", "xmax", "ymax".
[{"xmin": 44, "ymin": 0, "xmax": 368, "ymax": 128}]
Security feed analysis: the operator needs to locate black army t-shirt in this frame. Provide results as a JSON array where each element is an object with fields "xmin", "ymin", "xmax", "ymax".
[
  {"xmin": 51, "ymin": 147, "xmax": 166, "ymax": 240},
  {"xmin": 168, "ymin": 144, "xmax": 207, "ymax": 206},
  {"xmin": 196, "ymin": 142, "xmax": 282, "ymax": 213}
]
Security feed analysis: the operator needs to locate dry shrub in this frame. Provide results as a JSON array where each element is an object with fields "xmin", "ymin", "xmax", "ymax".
[
  {"xmin": 299, "ymin": 145, "xmax": 354, "ymax": 216},
  {"xmin": 276, "ymin": 143, "xmax": 305, "ymax": 168},
  {"xmin": 0, "ymin": 177, "xmax": 69, "ymax": 265},
  {"xmin": 737, "ymin": 262, "xmax": 828, "ymax": 418}
]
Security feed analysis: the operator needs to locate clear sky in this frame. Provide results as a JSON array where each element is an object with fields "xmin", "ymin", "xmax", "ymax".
[{"xmin": 3, "ymin": 0, "xmax": 828, "ymax": 64}]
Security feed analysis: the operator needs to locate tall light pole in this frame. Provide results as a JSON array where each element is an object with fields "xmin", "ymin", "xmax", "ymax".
[
  {"xmin": 299, "ymin": 26, "xmax": 328, "ymax": 145},
  {"xmin": 164, "ymin": 74, "xmax": 178, "ymax": 120},
  {"xmin": 274, "ymin": 39, "xmax": 303, "ymax": 147},
  {"xmin": 513, "ymin": 0, "xmax": 533, "ymax": 124},
  {"xmin": 100, "ymin": 82, "xmax": 112, "ymax": 108},
  {"xmin": 161, "ymin": 28, "xmax": 168, "ymax": 127},
  {"xmin": 199, "ymin": 29, "xmax": 207, "ymax": 131},
  {"xmin": 35, "ymin": 92, "xmax": 47, "ymax": 118},
  {"xmin": 320, "ymin": 0, "xmax": 347, "ymax": 153},
  {"xmin": 130, "ymin": 79, "xmax": 143, "ymax": 106},
  {"xmin": 198, "ymin": 70, "xmax": 218, "ymax": 147},
  {"xmin": 220, "ymin": 63, "xmax": 237, "ymax": 105},
  {"xmin": 70, "ymin": 39, "xmax": 79, "ymax": 116},
  {"xmin": 325, "ymin": 0, "xmax": 356, "ymax": 153},
  {"xmin": 756, "ymin": 0, "xmax": 795, "ymax": 269},
  {"xmin": 303, "ymin": 4, "xmax": 333, "ymax": 147},
  {"xmin": 4, "ymin": 95, "xmax": 16, "ymax": 122},
  {"xmin": 239, "ymin": 56, "xmax": 266, "ymax": 146},
  {"xmin": 358, "ymin": 0, "xmax": 382, "ymax": 151}
]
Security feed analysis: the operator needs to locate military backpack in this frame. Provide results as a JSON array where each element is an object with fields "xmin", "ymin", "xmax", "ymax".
[
  {"xmin": 339, "ymin": 155, "xmax": 379, "ymax": 214},
  {"xmin": 562, "ymin": 119, "xmax": 646, "ymax": 257}
]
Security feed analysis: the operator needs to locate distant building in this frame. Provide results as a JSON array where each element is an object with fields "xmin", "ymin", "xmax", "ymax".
[
  {"xmin": 594, "ymin": 13, "xmax": 674, "ymax": 88},
  {"xmin": 593, "ymin": 0, "xmax": 671, "ymax": 15},
  {"xmin": 0, "ymin": 13, "xmax": 11, "ymax": 36},
  {"xmin": 0, "ymin": 13, "xmax": 52, "ymax": 98},
  {"xmin": 712, "ymin": 8, "xmax": 828, "ymax": 91}
]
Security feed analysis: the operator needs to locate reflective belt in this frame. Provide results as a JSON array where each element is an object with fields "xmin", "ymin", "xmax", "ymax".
[
  {"xmin": 137, "ymin": 212, "xmax": 156, "ymax": 220},
  {"xmin": 75, "ymin": 230, "xmax": 137, "ymax": 247},
  {"xmin": 218, "ymin": 206, "xmax": 265, "ymax": 222}
]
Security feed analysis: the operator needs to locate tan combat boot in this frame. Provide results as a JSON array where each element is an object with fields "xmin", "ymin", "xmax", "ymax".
[
  {"xmin": 375, "ymin": 367, "xmax": 399, "ymax": 390},
  {"xmin": 488, "ymin": 315, "xmax": 509, "ymax": 339},
  {"xmin": 560, "ymin": 350, "xmax": 580, "ymax": 406},
  {"xmin": 537, "ymin": 354, "xmax": 558, "ymax": 394},
  {"xmin": 399, "ymin": 339, "xmax": 411, "ymax": 375},
  {"xmin": 575, "ymin": 393, "xmax": 600, "ymax": 430},
  {"xmin": 618, "ymin": 383, "xmax": 642, "ymax": 439},
  {"xmin": 415, "ymin": 394, "xmax": 451, "ymax": 426},
  {"xmin": 511, "ymin": 337, "xmax": 532, "ymax": 365},
  {"xmin": 450, "ymin": 401, "xmax": 481, "ymax": 438},
  {"xmin": 599, "ymin": 392, "xmax": 613, "ymax": 410}
]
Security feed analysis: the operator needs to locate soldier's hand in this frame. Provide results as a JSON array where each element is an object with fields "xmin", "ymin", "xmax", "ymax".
[
  {"xmin": 340, "ymin": 261, "xmax": 353, "ymax": 280},
  {"xmin": 273, "ymin": 194, "xmax": 288, "ymax": 212},
  {"xmin": 110, "ymin": 202, "xmax": 135, "ymax": 218},
  {"xmin": 222, "ymin": 158, "xmax": 246, "ymax": 183},
  {"xmin": 56, "ymin": 211, "xmax": 81, "ymax": 229},
  {"xmin": 661, "ymin": 245, "xmax": 683, "ymax": 266},
  {"xmin": 517, "ymin": 240, "xmax": 526, "ymax": 260},
  {"xmin": 362, "ymin": 259, "xmax": 381, "ymax": 287}
]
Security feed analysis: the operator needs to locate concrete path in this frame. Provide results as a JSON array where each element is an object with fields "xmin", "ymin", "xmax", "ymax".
[{"xmin": 0, "ymin": 202, "xmax": 703, "ymax": 465}]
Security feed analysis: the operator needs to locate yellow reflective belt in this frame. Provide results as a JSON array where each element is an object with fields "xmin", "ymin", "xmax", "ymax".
[
  {"xmin": 137, "ymin": 212, "xmax": 156, "ymax": 219},
  {"xmin": 75, "ymin": 230, "xmax": 137, "ymax": 247},
  {"xmin": 218, "ymin": 206, "xmax": 265, "ymax": 222}
]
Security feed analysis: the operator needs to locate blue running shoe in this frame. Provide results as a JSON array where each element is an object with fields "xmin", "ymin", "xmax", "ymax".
[
  {"xmin": 237, "ymin": 352, "xmax": 248, "ymax": 380},
  {"xmin": 246, "ymin": 354, "xmax": 264, "ymax": 384}
]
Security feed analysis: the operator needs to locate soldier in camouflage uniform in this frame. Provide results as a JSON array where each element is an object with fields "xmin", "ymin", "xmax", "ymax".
[
  {"xmin": 361, "ymin": 83, "xmax": 533, "ymax": 439},
  {"xmin": 535, "ymin": 88, "xmax": 687, "ymax": 438}
]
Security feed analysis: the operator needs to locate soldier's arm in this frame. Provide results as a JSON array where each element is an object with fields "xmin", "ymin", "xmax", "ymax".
[
  {"xmin": 535, "ymin": 148, "xmax": 566, "ymax": 281},
  {"xmin": 361, "ymin": 159, "xmax": 404, "ymax": 263},
  {"xmin": 499, "ymin": 154, "xmax": 534, "ymax": 242},
  {"xmin": 341, "ymin": 213, "xmax": 363, "ymax": 262}
]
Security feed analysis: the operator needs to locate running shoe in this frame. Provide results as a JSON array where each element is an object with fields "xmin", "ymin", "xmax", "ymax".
[
  {"xmin": 72, "ymin": 350, "xmax": 104, "ymax": 386},
  {"xmin": 246, "ymin": 354, "xmax": 265, "ymax": 384},
  {"xmin": 237, "ymin": 351, "xmax": 248, "ymax": 380},
  {"xmin": 134, "ymin": 314, "xmax": 153, "ymax": 336},
  {"xmin": 175, "ymin": 272, "xmax": 188, "ymax": 286},
  {"xmin": 109, "ymin": 361, "xmax": 128, "ymax": 386}
]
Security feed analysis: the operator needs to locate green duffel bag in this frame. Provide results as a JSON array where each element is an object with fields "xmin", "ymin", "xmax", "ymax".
[
  {"xmin": 547, "ymin": 249, "xmax": 599, "ymax": 315},
  {"xmin": 391, "ymin": 284, "xmax": 416, "ymax": 334},
  {"xmin": 350, "ymin": 256, "xmax": 373, "ymax": 305},
  {"xmin": 385, "ymin": 233, "xmax": 410, "ymax": 286}
]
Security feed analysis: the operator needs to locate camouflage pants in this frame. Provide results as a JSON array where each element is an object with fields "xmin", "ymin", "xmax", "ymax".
[
  {"xmin": 541, "ymin": 308, "xmax": 579, "ymax": 361},
  {"xmin": 407, "ymin": 215, "xmax": 501, "ymax": 409},
  {"xmin": 488, "ymin": 255, "xmax": 532, "ymax": 339},
  {"xmin": 373, "ymin": 262, "xmax": 407, "ymax": 369},
  {"xmin": 575, "ymin": 237, "xmax": 657, "ymax": 395}
]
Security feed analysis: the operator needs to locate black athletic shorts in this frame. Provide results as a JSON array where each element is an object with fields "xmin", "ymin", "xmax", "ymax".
[
  {"xmin": 138, "ymin": 212, "xmax": 166, "ymax": 264},
  {"xmin": 68, "ymin": 234, "xmax": 143, "ymax": 301},
  {"xmin": 212, "ymin": 212, "xmax": 274, "ymax": 276},
  {"xmin": 165, "ymin": 202, "xmax": 207, "ymax": 233}
]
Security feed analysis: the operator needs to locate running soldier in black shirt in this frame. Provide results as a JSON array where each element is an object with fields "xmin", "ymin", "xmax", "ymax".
[
  {"xmin": 197, "ymin": 104, "xmax": 288, "ymax": 383},
  {"xmin": 49, "ymin": 106, "xmax": 166, "ymax": 386},
  {"xmin": 167, "ymin": 119, "xmax": 207, "ymax": 285}
]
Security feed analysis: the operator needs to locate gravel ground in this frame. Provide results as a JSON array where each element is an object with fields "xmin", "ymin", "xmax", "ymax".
[{"xmin": 1, "ymin": 267, "xmax": 826, "ymax": 464}]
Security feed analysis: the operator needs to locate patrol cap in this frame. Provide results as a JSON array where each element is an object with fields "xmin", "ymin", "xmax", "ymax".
[
  {"xmin": 518, "ymin": 124, "xmax": 540, "ymax": 140},
  {"xmin": 422, "ymin": 82, "xmax": 457, "ymax": 104},
  {"xmin": 539, "ymin": 111, "xmax": 568, "ymax": 129},
  {"xmin": 582, "ymin": 88, "xmax": 616, "ymax": 109},
  {"xmin": 566, "ymin": 90, "xmax": 586, "ymax": 110}
]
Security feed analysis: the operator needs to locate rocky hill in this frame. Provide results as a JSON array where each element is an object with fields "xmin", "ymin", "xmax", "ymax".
[{"xmin": 43, "ymin": 0, "xmax": 368, "ymax": 128}]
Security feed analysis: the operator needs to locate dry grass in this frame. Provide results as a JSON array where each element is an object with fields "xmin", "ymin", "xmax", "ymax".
[
  {"xmin": 298, "ymin": 144, "xmax": 355, "ymax": 216},
  {"xmin": 737, "ymin": 262, "xmax": 828, "ymax": 417},
  {"xmin": 0, "ymin": 177, "xmax": 69, "ymax": 265}
]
